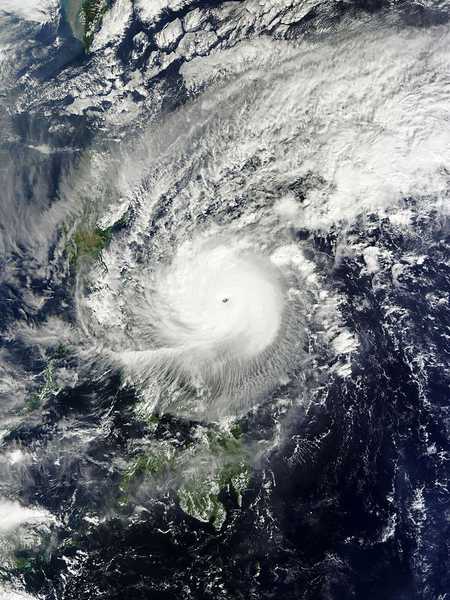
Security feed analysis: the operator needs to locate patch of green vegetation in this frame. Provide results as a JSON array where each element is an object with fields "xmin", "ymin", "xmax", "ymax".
[
  {"xmin": 219, "ymin": 462, "xmax": 251, "ymax": 507},
  {"xmin": 121, "ymin": 446, "xmax": 176, "ymax": 491},
  {"xmin": 207, "ymin": 428, "xmax": 248, "ymax": 461},
  {"xmin": 13, "ymin": 547, "xmax": 49, "ymax": 576},
  {"xmin": 176, "ymin": 427, "xmax": 251, "ymax": 528},
  {"xmin": 81, "ymin": 0, "xmax": 108, "ymax": 50},
  {"xmin": 52, "ymin": 343, "xmax": 70, "ymax": 360},
  {"xmin": 177, "ymin": 477, "xmax": 226, "ymax": 531},
  {"xmin": 25, "ymin": 361, "xmax": 59, "ymax": 412},
  {"xmin": 146, "ymin": 414, "xmax": 160, "ymax": 432},
  {"xmin": 14, "ymin": 556, "xmax": 34, "ymax": 573},
  {"xmin": 67, "ymin": 226, "xmax": 112, "ymax": 265},
  {"xmin": 137, "ymin": 451, "xmax": 175, "ymax": 477},
  {"xmin": 208, "ymin": 427, "xmax": 251, "ymax": 506},
  {"xmin": 74, "ymin": 227, "xmax": 112, "ymax": 258},
  {"xmin": 230, "ymin": 422, "xmax": 243, "ymax": 439},
  {"xmin": 119, "ymin": 423, "xmax": 251, "ymax": 528},
  {"xmin": 26, "ymin": 394, "xmax": 41, "ymax": 412}
]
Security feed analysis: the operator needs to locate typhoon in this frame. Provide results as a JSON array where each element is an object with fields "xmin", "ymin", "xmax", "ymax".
[
  {"xmin": 115, "ymin": 235, "xmax": 298, "ymax": 418},
  {"xmin": 75, "ymin": 20, "xmax": 449, "ymax": 421}
]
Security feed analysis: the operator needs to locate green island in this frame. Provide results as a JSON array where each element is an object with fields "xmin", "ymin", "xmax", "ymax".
[
  {"xmin": 62, "ymin": 0, "xmax": 108, "ymax": 50},
  {"xmin": 26, "ymin": 361, "xmax": 59, "ymax": 412},
  {"xmin": 120, "ymin": 423, "xmax": 252, "ymax": 530},
  {"xmin": 66, "ymin": 225, "xmax": 113, "ymax": 265}
]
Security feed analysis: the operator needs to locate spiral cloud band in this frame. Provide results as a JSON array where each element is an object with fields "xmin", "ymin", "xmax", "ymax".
[
  {"xmin": 73, "ymin": 23, "xmax": 449, "ymax": 420},
  {"xmin": 113, "ymin": 234, "xmax": 301, "ymax": 419}
]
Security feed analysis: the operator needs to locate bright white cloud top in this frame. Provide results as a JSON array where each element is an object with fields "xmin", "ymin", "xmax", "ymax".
[
  {"xmin": 149, "ymin": 238, "xmax": 283, "ymax": 359},
  {"xmin": 109, "ymin": 234, "xmax": 304, "ymax": 419},
  {"xmin": 0, "ymin": 0, "xmax": 58, "ymax": 23}
]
